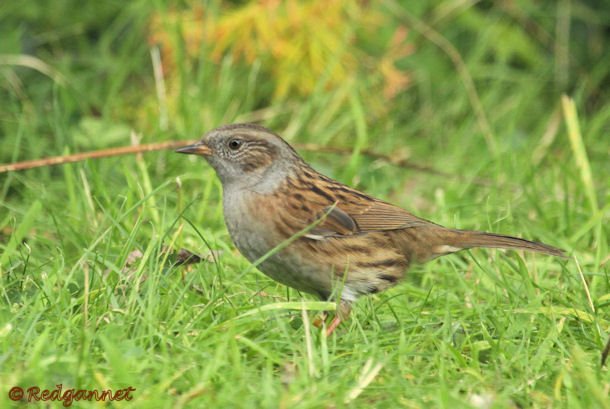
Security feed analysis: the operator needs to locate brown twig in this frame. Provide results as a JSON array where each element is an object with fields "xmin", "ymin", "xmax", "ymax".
[
  {"xmin": 298, "ymin": 143, "xmax": 447, "ymax": 176},
  {"xmin": 0, "ymin": 140, "xmax": 197, "ymax": 173},
  {"xmin": 0, "ymin": 138, "xmax": 493, "ymax": 186},
  {"xmin": 297, "ymin": 143, "xmax": 494, "ymax": 186}
]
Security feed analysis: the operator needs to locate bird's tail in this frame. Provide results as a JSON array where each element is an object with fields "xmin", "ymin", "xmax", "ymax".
[{"xmin": 439, "ymin": 229, "xmax": 567, "ymax": 258}]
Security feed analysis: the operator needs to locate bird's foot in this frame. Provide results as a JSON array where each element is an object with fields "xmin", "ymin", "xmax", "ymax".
[
  {"xmin": 312, "ymin": 312, "xmax": 328, "ymax": 329},
  {"xmin": 313, "ymin": 301, "xmax": 352, "ymax": 336},
  {"xmin": 311, "ymin": 312, "xmax": 341, "ymax": 335}
]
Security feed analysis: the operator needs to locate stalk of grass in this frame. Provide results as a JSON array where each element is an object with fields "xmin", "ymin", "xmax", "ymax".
[{"xmin": 561, "ymin": 95, "xmax": 598, "ymax": 214}]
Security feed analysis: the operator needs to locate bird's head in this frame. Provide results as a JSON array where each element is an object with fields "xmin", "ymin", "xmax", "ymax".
[{"xmin": 177, "ymin": 123, "xmax": 303, "ymax": 190}]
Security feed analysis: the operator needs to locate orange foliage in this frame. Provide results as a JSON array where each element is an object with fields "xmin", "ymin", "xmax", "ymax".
[{"xmin": 149, "ymin": 1, "xmax": 413, "ymax": 100}]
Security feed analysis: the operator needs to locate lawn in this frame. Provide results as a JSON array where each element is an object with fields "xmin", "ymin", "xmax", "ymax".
[{"xmin": 1, "ymin": 1, "xmax": 609, "ymax": 408}]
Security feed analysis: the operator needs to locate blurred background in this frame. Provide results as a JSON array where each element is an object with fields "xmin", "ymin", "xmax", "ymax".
[
  {"xmin": 1, "ymin": 1, "xmax": 609, "ymax": 407},
  {"xmin": 2, "ymin": 0, "xmax": 608, "ymax": 158}
]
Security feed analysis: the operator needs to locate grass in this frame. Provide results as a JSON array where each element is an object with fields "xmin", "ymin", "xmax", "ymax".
[{"xmin": 1, "ymin": 1, "xmax": 609, "ymax": 408}]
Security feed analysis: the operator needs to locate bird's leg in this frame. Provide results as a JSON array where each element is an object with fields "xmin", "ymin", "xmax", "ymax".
[
  {"xmin": 325, "ymin": 315, "xmax": 342, "ymax": 336},
  {"xmin": 325, "ymin": 301, "xmax": 352, "ymax": 336}
]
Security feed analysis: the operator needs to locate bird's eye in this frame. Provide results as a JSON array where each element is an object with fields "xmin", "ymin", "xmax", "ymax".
[{"xmin": 228, "ymin": 139, "xmax": 243, "ymax": 151}]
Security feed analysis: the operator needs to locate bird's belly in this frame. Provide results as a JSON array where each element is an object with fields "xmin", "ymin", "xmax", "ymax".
[
  {"xmin": 228, "ymin": 222, "xmax": 330, "ymax": 295},
  {"xmin": 222, "ymin": 191, "xmax": 408, "ymax": 301},
  {"xmin": 223, "ymin": 192, "xmax": 328, "ymax": 295},
  {"xmin": 228, "ymin": 220, "xmax": 406, "ymax": 300}
]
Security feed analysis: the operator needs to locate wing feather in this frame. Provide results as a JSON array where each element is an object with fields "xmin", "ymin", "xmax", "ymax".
[
  {"xmin": 349, "ymin": 200, "xmax": 429, "ymax": 231},
  {"xmin": 281, "ymin": 172, "xmax": 434, "ymax": 239},
  {"xmin": 308, "ymin": 199, "xmax": 431, "ymax": 239}
]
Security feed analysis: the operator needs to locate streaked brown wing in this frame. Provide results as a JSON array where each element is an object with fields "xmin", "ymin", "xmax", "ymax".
[
  {"xmin": 307, "ymin": 199, "xmax": 431, "ymax": 239},
  {"xmin": 348, "ymin": 200, "xmax": 430, "ymax": 231},
  {"xmin": 280, "ymin": 172, "xmax": 433, "ymax": 239}
]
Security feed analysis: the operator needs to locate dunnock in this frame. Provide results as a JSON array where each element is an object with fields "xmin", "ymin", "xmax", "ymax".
[{"xmin": 177, "ymin": 124, "xmax": 566, "ymax": 334}]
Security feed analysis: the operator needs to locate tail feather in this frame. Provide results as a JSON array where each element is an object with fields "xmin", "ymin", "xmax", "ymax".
[{"xmin": 444, "ymin": 229, "xmax": 567, "ymax": 258}]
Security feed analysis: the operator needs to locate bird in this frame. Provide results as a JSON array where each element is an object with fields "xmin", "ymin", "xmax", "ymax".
[{"xmin": 176, "ymin": 123, "xmax": 566, "ymax": 334}]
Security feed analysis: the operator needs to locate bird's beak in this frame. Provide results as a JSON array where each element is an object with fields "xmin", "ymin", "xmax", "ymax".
[{"xmin": 175, "ymin": 142, "xmax": 212, "ymax": 156}]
